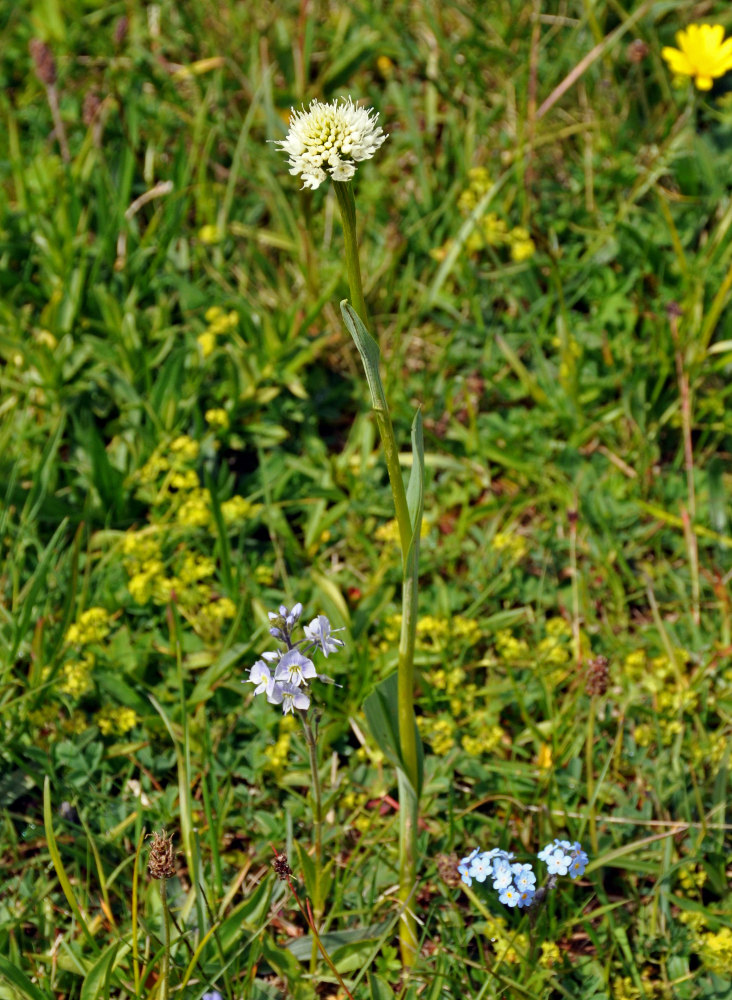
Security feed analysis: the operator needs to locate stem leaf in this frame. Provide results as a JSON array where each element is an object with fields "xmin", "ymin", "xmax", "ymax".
[
  {"xmin": 339, "ymin": 301, "xmax": 388, "ymax": 413},
  {"xmin": 363, "ymin": 673, "xmax": 423, "ymax": 797}
]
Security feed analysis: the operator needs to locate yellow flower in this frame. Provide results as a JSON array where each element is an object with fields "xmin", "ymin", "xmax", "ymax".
[
  {"xmin": 65, "ymin": 607, "xmax": 112, "ymax": 645},
  {"xmin": 662, "ymin": 24, "xmax": 732, "ymax": 91},
  {"xmin": 59, "ymin": 654, "xmax": 95, "ymax": 698},
  {"xmin": 205, "ymin": 408, "xmax": 229, "ymax": 430},
  {"xmin": 96, "ymin": 706, "xmax": 138, "ymax": 736},
  {"xmin": 198, "ymin": 224, "xmax": 222, "ymax": 244},
  {"xmin": 197, "ymin": 331, "xmax": 216, "ymax": 358}
]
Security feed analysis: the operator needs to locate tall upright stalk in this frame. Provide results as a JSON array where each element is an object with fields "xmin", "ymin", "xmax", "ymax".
[
  {"xmin": 300, "ymin": 711, "xmax": 324, "ymax": 972},
  {"xmin": 333, "ymin": 179, "xmax": 420, "ymax": 965}
]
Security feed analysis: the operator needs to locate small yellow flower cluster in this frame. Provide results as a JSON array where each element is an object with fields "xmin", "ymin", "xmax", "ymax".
[
  {"xmin": 546, "ymin": 617, "xmax": 571, "ymax": 638},
  {"xmin": 690, "ymin": 731, "xmax": 728, "ymax": 768},
  {"xmin": 65, "ymin": 607, "xmax": 112, "ymax": 645},
  {"xmin": 264, "ymin": 715, "xmax": 297, "ymax": 772},
  {"xmin": 379, "ymin": 612, "xmax": 481, "ymax": 653},
  {"xmin": 197, "ymin": 306, "xmax": 238, "ymax": 359},
  {"xmin": 416, "ymin": 715, "xmax": 455, "ymax": 756},
  {"xmin": 677, "ymin": 863, "xmax": 707, "ymax": 892},
  {"xmin": 492, "ymin": 531, "xmax": 528, "ymax": 559},
  {"xmin": 623, "ymin": 650, "xmax": 688, "ymax": 694},
  {"xmin": 679, "ymin": 910, "xmax": 708, "ymax": 933},
  {"xmin": 454, "ymin": 168, "xmax": 536, "ymax": 261},
  {"xmin": 698, "ymin": 927, "xmax": 732, "ymax": 975},
  {"xmin": 481, "ymin": 912, "xmax": 528, "ymax": 964},
  {"xmin": 431, "ymin": 666, "xmax": 466, "ymax": 694},
  {"xmin": 62, "ymin": 711, "xmax": 89, "ymax": 735},
  {"xmin": 27, "ymin": 704, "xmax": 58, "ymax": 729},
  {"xmin": 494, "ymin": 629, "xmax": 530, "ymax": 662},
  {"xmin": 539, "ymin": 941, "xmax": 561, "ymax": 968},
  {"xmin": 374, "ymin": 518, "xmax": 429, "ymax": 544},
  {"xmin": 198, "ymin": 224, "xmax": 222, "ymax": 245},
  {"xmin": 121, "ymin": 524, "xmax": 239, "ymax": 638},
  {"xmin": 461, "ymin": 725, "xmax": 504, "ymax": 757},
  {"xmin": 205, "ymin": 407, "xmax": 229, "ymax": 430},
  {"xmin": 611, "ymin": 977, "xmax": 641, "ymax": 1000},
  {"xmin": 59, "ymin": 654, "xmax": 95, "ymax": 698},
  {"xmin": 95, "ymin": 706, "xmax": 138, "ymax": 736},
  {"xmin": 537, "ymin": 635, "xmax": 570, "ymax": 667}
]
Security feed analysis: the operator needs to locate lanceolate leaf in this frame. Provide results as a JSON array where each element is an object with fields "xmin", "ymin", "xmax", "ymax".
[
  {"xmin": 339, "ymin": 301, "xmax": 388, "ymax": 414},
  {"xmin": 363, "ymin": 674, "xmax": 423, "ymax": 797},
  {"xmin": 404, "ymin": 409, "xmax": 424, "ymax": 571}
]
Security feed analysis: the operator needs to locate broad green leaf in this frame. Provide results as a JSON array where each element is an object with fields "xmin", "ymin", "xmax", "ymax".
[
  {"xmin": 369, "ymin": 974, "xmax": 396, "ymax": 1000},
  {"xmin": 43, "ymin": 776, "xmax": 99, "ymax": 953},
  {"xmin": 80, "ymin": 941, "xmax": 129, "ymax": 1000},
  {"xmin": 363, "ymin": 673, "xmax": 423, "ymax": 797}
]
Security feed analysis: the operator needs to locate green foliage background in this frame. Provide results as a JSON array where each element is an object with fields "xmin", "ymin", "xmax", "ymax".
[{"xmin": 1, "ymin": 0, "xmax": 731, "ymax": 998}]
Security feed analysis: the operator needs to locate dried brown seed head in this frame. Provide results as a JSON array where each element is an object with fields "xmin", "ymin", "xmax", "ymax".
[
  {"xmin": 29, "ymin": 39, "xmax": 56, "ymax": 86},
  {"xmin": 585, "ymin": 655, "xmax": 610, "ymax": 696},
  {"xmin": 272, "ymin": 852, "xmax": 293, "ymax": 881},
  {"xmin": 148, "ymin": 829, "xmax": 176, "ymax": 880}
]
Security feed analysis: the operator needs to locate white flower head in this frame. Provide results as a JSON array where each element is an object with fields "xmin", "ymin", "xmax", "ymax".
[{"xmin": 276, "ymin": 97, "xmax": 387, "ymax": 190}]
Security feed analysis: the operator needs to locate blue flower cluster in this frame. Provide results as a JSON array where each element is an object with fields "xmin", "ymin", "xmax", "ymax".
[{"xmin": 457, "ymin": 840, "xmax": 588, "ymax": 910}]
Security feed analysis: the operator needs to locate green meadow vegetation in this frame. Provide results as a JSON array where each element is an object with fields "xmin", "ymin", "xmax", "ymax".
[{"xmin": 1, "ymin": 0, "xmax": 732, "ymax": 997}]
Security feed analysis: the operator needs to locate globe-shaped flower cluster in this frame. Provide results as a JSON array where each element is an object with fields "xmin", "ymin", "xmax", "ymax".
[{"xmin": 276, "ymin": 97, "xmax": 387, "ymax": 190}]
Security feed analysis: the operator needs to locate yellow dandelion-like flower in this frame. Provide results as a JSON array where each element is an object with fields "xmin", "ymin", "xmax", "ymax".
[{"xmin": 662, "ymin": 24, "xmax": 732, "ymax": 91}]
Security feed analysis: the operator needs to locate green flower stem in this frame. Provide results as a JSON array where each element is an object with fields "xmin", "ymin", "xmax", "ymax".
[
  {"xmin": 159, "ymin": 877, "xmax": 171, "ymax": 1000},
  {"xmin": 334, "ymin": 179, "xmax": 420, "ymax": 966},
  {"xmin": 300, "ymin": 711, "xmax": 323, "ymax": 973},
  {"xmin": 300, "ymin": 712, "xmax": 323, "ymax": 869}
]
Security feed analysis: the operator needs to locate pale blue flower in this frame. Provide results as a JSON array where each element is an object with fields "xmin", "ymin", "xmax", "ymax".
[
  {"xmin": 303, "ymin": 615, "xmax": 345, "ymax": 657},
  {"xmin": 567, "ymin": 844, "xmax": 589, "ymax": 879},
  {"xmin": 248, "ymin": 660, "xmax": 275, "ymax": 697},
  {"xmin": 492, "ymin": 860, "xmax": 513, "ymax": 891},
  {"xmin": 268, "ymin": 680, "xmax": 310, "ymax": 714},
  {"xmin": 544, "ymin": 849, "xmax": 571, "ymax": 876},
  {"xmin": 274, "ymin": 649, "xmax": 317, "ymax": 687},
  {"xmin": 512, "ymin": 863, "xmax": 536, "ymax": 892},
  {"xmin": 468, "ymin": 853, "xmax": 493, "ymax": 884},
  {"xmin": 517, "ymin": 889, "xmax": 535, "ymax": 908},
  {"xmin": 498, "ymin": 886, "xmax": 520, "ymax": 907},
  {"xmin": 458, "ymin": 848, "xmax": 479, "ymax": 886}
]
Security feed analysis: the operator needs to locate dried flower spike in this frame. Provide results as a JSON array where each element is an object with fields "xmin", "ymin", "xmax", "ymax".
[
  {"xmin": 148, "ymin": 829, "xmax": 176, "ymax": 879},
  {"xmin": 29, "ymin": 38, "xmax": 56, "ymax": 86},
  {"xmin": 585, "ymin": 655, "xmax": 610, "ymax": 696},
  {"xmin": 276, "ymin": 97, "xmax": 386, "ymax": 190},
  {"xmin": 272, "ymin": 851, "xmax": 293, "ymax": 881}
]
